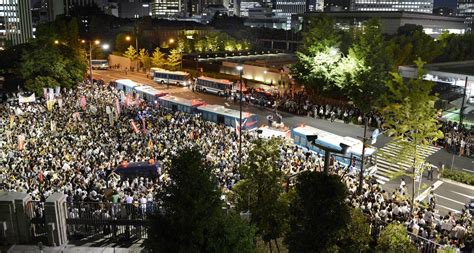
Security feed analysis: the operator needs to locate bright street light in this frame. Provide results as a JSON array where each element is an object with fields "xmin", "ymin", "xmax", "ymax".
[
  {"xmin": 102, "ymin": 44, "xmax": 110, "ymax": 50},
  {"xmin": 125, "ymin": 36, "xmax": 131, "ymax": 41},
  {"xmin": 54, "ymin": 40, "xmax": 59, "ymax": 44},
  {"xmin": 236, "ymin": 65, "xmax": 243, "ymax": 71},
  {"xmin": 94, "ymin": 40, "xmax": 100, "ymax": 45},
  {"xmin": 169, "ymin": 38, "xmax": 175, "ymax": 44}
]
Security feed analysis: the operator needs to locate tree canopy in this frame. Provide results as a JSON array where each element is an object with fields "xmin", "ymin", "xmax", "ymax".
[
  {"xmin": 231, "ymin": 138, "xmax": 288, "ymax": 250},
  {"xmin": 376, "ymin": 224, "xmax": 418, "ymax": 253},
  {"xmin": 285, "ymin": 171, "xmax": 351, "ymax": 252},
  {"xmin": 146, "ymin": 149, "xmax": 255, "ymax": 252}
]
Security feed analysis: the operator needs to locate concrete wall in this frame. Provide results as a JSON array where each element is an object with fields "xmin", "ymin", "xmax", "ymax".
[
  {"xmin": 220, "ymin": 61, "xmax": 290, "ymax": 86},
  {"xmin": 0, "ymin": 191, "xmax": 32, "ymax": 245},
  {"xmin": 108, "ymin": 54, "xmax": 137, "ymax": 70}
]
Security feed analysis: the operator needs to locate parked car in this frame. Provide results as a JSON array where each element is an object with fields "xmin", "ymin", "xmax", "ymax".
[{"xmin": 466, "ymin": 199, "xmax": 474, "ymax": 215}]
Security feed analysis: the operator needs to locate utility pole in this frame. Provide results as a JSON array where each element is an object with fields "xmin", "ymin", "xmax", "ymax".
[
  {"xmin": 459, "ymin": 76, "xmax": 469, "ymax": 127},
  {"xmin": 357, "ymin": 116, "xmax": 369, "ymax": 195},
  {"xmin": 237, "ymin": 65, "xmax": 244, "ymax": 168}
]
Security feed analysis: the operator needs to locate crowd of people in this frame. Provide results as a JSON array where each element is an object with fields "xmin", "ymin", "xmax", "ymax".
[
  {"xmin": 0, "ymin": 82, "xmax": 472, "ymax": 251},
  {"xmin": 439, "ymin": 121, "xmax": 473, "ymax": 158}
]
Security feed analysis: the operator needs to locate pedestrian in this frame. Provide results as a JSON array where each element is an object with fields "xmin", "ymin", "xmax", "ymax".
[{"xmin": 427, "ymin": 164, "xmax": 433, "ymax": 181}]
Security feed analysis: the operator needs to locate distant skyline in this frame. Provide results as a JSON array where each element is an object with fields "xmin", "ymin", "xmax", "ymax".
[{"xmin": 31, "ymin": 0, "xmax": 458, "ymax": 11}]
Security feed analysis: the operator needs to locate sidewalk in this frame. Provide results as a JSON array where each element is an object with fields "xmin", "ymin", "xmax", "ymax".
[{"xmin": 6, "ymin": 244, "xmax": 143, "ymax": 253}]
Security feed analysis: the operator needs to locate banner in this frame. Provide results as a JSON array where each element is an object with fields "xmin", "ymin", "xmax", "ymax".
[
  {"xmin": 106, "ymin": 105, "xmax": 111, "ymax": 114},
  {"xmin": 46, "ymin": 99, "xmax": 55, "ymax": 111},
  {"xmin": 50, "ymin": 120, "xmax": 56, "ymax": 132},
  {"xmin": 80, "ymin": 96, "xmax": 86, "ymax": 110},
  {"xmin": 43, "ymin": 88, "xmax": 48, "ymax": 100},
  {"xmin": 19, "ymin": 93, "xmax": 36, "ymax": 103},
  {"xmin": 55, "ymin": 86, "xmax": 61, "ymax": 96},
  {"xmin": 48, "ymin": 88, "xmax": 55, "ymax": 100},
  {"xmin": 108, "ymin": 113, "xmax": 114, "ymax": 126},
  {"xmin": 17, "ymin": 134, "xmax": 25, "ymax": 150},
  {"xmin": 57, "ymin": 98, "xmax": 63, "ymax": 108},
  {"xmin": 142, "ymin": 118, "xmax": 146, "ymax": 134},
  {"xmin": 130, "ymin": 120, "xmax": 140, "ymax": 134}
]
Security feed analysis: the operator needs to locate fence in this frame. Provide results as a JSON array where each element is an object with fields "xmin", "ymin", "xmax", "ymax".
[
  {"xmin": 65, "ymin": 202, "xmax": 158, "ymax": 242},
  {"xmin": 26, "ymin": 201, "xmax": 48, "ymax": 244}
]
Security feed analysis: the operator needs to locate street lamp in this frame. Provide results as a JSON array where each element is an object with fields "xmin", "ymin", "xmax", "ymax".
[
  {"xmin": 125, "ymin": 35, "xmax": 138, "ymax": 50},
  {"xmin": 169, "ymin": 38, "xmax": 175, "ymax": 44},
  {"xmin": 82, "ymin": 39, "xmax": 108, "ymax": 84},
  {"xmin": 54, "ymin": 40, "xmax": 59, "ymax": 45},
  {"xmin": 236, "ymin": 65, "xmax": 244, "ymax": 168}
]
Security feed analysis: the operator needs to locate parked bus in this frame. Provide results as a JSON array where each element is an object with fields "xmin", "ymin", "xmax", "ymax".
[
  {"xmin": 91, "ymin": 59, "xmax": 109, "ymax": 70},
  {"xmin": 150, "ymin": 68, "xmax": 191, "ymax": 86},
  {"xmin": 158, "ymin": 95, "xmax": 205, "ymax": 114},
  {"xmin": 134, "ymin": 86, "xmax": 168, "ymax": 102},
  {"xmin": 292, "ymin": 125, "xmax": 377, "ymax": 172},
  {"xmin": 115, "ymin": 79, "xmax": 139, "ymax": 93},
  {"xmin": 197, "ymin": 104, "xmax": 258, "ymax": 130},
  {"xmin": 195, "ymin": 76, "xmax": 233, "ymax": 96}
]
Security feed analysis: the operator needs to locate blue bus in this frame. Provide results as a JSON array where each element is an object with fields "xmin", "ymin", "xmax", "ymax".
[
  {"xmin": 292, "ymin": 125, "xmax": 377, "ymax": 171},
  {"xmin": 115, "ymin": 79, "xmax": 140, "ymax": 93},
  {"xmin": 134, "ymin": 85, "xmax": 168, "ymax": 103},
  {"xmin": 150, "ymin": 68, "xmax": 191, "ymax": 86},
  {"xmin": 157, "ymin": 95, "xmax": 205, "ymax": 114},
  {"xmin": 197, "ymin": 104, "xmax": 258, "ymax": 130}
]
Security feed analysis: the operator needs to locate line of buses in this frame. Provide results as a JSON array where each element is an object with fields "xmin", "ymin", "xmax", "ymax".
[
  {"xmin": 150, "ymin": 68, "xmax": 237, "ymax": 96},
  {"xmin": 114, "ymin": 78, "xmax": 377, "ymax": 172}
]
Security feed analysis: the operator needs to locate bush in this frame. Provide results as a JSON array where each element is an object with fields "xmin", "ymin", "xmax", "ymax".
[{"xmin": 442, "ymin": 169, "xmax": 474, "ymax": 186}]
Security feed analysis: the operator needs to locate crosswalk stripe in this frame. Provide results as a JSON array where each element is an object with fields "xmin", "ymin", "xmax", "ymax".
[
  {"xmin": 450, "ymin": 191, "xmax": 474, "ymax": 199},
  {"xmin": 372, "ymin": 143, "xmax": 441, "ymax": 185}
]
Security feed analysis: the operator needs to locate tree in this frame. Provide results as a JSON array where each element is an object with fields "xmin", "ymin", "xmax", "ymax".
[
  {"xmin": 115, "ymin": 33, "xmax": 131, "ymax": 53},
  {"xmin": 145, "ymin": 149, "xmax": 255, "ymax": 252},
  {"xmin": 379, "ymin": 59, "xmax": 444, "ymax": 203},
  {"xmin": 291, "ymin": 15, "xmax": 345, "ymax": 96},
  {"xmin": 335, "ymin": 209, "xmax": 372, "ymax": 253},
  {"xmin": 285, "ymin": 172, "xmax": 351, "ymax": 252},
  {"xmin": 167, "ymin": 49, "xmax": 182, "ymax": 71},
  {"xmin": 123, "ymin": 45, "xmax": 138, "ymax": 61},
  {"xmin": 138, "ymin": 48, "xmax": 152, "ymax": 71},
  {"xmin": 376, "ymin": 224, "xmax": 418, "ymax": 253},
  {"xmin": 20, "ymin": 42, "xmax": 86, "ymax": 94},
  {"xmin": 349, "ymin": 18, "xmax": 393, "ymax": 114},
  {"xmin": 231, "ymin": 139, "xmax": 288, "ymax": 252},
  {"xmin": 151, "ymin": 47, "xmax": 167, "ymax": 68}
]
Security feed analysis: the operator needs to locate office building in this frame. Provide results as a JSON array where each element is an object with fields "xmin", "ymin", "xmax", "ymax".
[
  {"xmin": 350, "ymin": 0, "xmax": 433, "ymax": 13},
  {"xmin": 458, "ymin": 0, "xmax": 474, "ymax": 30},
  {"xmin": 273, "ymin": 0, "xmax": 309, "ymax": 29},
  {"xmin": 152, "ymin": 0, "xmax": 182, "ymax": 16},
  {"xmin": 118, "ymin": 0, "xmax": 152, "ymax": 18},
  {"xmin": 293, "ymin": 11, "xmax": 467, "ymax": 37},
  {"xmin": 323, "ymin": 0, "xmax": 349, "ymax": 11},
  {"xmin": 0, "ymin": 0, "xmax": 33, "ymax": 49}
]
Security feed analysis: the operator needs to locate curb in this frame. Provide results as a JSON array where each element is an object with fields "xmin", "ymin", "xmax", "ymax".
[{"xmin": 440, "ymin": 178, "xmax": 474, "ymax": 190}]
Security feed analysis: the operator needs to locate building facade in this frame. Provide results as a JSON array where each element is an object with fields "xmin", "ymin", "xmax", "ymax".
[
  {"xmin": 293, "ymin": 11, "xmax": 467, "ymax": 37},
  {"xmin": 458, "ymin": 0, "xmax": 474, "ymax": 30},
  {"xmin": 0, "ymin": 0, "xmax": 33, "ymax": 49},
  {"xmin": 152, "ymin": 0, "xmax": 182, "ymax": 17},
  {"xmin": 350, "ymin": 0, "xmax": 433, "ymax": 13}
]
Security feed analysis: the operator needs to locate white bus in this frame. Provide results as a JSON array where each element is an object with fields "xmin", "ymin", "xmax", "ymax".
[
  {"xmin": 91, "ymin": 59, "xmax": 109, "ymax": 70},
  {"xmin": 195, "ymin": 76, "xmax": 233, "ymax": 96},
  {"xmin": 150, "ymin": 68, "xmax": 191, "ymax": 86}
]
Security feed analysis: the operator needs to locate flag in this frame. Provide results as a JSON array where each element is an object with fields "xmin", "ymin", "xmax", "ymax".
[
  {"xmin": 17, "ymin": 134, "xmax": 25, "ymax": 150},
  {"xmin": 9, "ymin": 115, "xmax": 14, "ymax": 129},
  {"xmin": 57, "ymin": 98, "xmax": 63, "ymax": 108},
  {"xmin": 115, "ymin": 98, "xmax": 121, "ymax": 115},
  {"xmin": 148, "ymin": 137, "xmax": 154, "ymax": 150},
  {"xmin": 48, "ymin": 88, "xmax": 55, "ymax": 100},
  {"xmin": 43, "ymin": 88, "xmax": 48, "ymax": 100},
  {"xmin": 142, "ymin": 117, "xmax": 146, "ymax": 134},
  {"xmin": 80, "ymin": 96, "xmax": 86, "ymax": 110},
  {"xmin": 46, "ymin": 99, "xmax": 55, "ymax": 111},
  {"xmin": 50, "ymin": 120, "xmax": 56, "ymax": 132},
  {"xmin": 235, "ymin": 119, "xmax": 241, "ymax": 136},
  {"xmin": 130, "ymin": 120, "xmax": 140, "ymax": 134},
  {"xmin": 38, "ymin": 171, "xmax": 44, "ymax": 183}
]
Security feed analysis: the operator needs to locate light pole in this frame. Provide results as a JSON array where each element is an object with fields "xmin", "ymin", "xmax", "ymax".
[
  {"xmin": 82, "ymin": 39, "xmax": 108, "ymax": 84},
  {"xmin": 236, "ymin": 65, "xmax": 244, "ymax": 168},
  {"xmin": 125, "ymin": 35, "xmax": 138, "ymax": 51}
]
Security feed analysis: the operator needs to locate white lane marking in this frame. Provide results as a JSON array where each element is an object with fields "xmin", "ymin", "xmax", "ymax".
[
  {"xmin": 451, "ymin": 191, "xmax": 474, "ymax": 199},
  {"xmin": 462, "ymin": 169, "xmax": 473, "ymax": 173},
  {"xmin": 434, "ymin": 194, "xmax": 466, "ymax": 205},
  {"xmin": 435, "ymin": 204, "xmax": 462, "ymax": 214},
  {"xmin": 415, "ymin": 180, "xmax": 443, "ymax": 202}
]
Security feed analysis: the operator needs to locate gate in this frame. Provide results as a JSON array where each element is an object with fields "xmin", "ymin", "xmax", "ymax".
[
  {"xmin": 66, "ymin": 202, "xmax": 157, "ymax": 242},
  {"xmin": 26, "ymin": 201, "xmax": 48, "ymax": 244}
]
